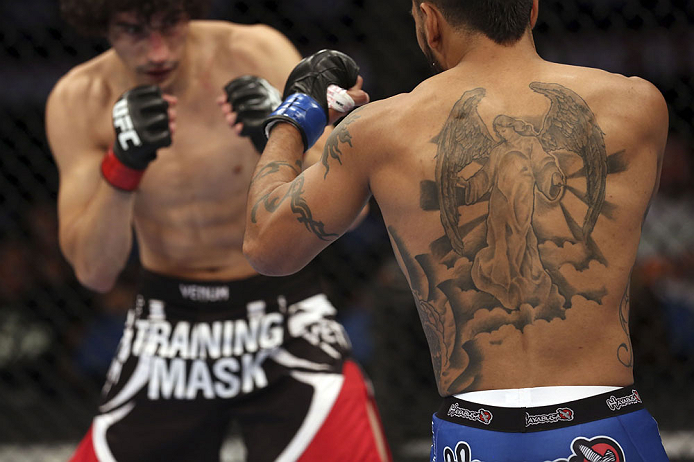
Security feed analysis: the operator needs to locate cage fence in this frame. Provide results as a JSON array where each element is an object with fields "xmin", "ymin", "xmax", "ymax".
[{"xmin": 0, "ymin": 1, "xmax": 693, "ymax": 461}]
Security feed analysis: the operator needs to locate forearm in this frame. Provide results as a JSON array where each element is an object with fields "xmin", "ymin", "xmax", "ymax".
[
  {"xmin": 60, "ymin": 182, "xmax": 136, "ymax": 292},
  {"xmin": 244, "ymin": 124, "xmax": 317, "ymax": 275},
  {"xmin": 244, "ymin": 49, "xmax": 369, "ymax": 274}
]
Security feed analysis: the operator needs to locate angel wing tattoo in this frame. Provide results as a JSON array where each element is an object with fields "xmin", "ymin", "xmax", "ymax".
[
  {"xmin": 530, "ymin": 82, "xmax": 608, "ymax": 239},
  {"xmin": 431, "ymin": 82, "xmax": 608, "ymax": 310},
  {"xmin": 435, "ymin": 88, "xmax": 497, "ymax": 256}
]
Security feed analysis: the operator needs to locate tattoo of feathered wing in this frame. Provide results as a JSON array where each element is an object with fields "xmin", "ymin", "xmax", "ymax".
[
  {"xmin": 530, "ymin": 82, "xmax": 607, "ymax": 240},
  {"xmin": 435, "ymin": 88, "xmax": 496, "ymax": 256}
]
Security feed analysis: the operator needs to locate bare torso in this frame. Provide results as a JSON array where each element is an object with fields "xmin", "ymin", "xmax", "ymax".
[
  {"xmin": 358, "ymin": 60, "xmax": 666, "ymax": 395},
  {"xmin": 49, "ymin": 21, "xmax": 301, "ymax": 282}
]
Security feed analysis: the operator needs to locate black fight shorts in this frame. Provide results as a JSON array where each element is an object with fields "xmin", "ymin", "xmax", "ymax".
[{"xmin": 71, "ymin": 267, "xmax": 384, "ymax": 462}]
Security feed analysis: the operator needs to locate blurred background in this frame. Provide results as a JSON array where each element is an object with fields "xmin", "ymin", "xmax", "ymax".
[{"xmin": 0, "ymin": 0, "xmax": 693, "ymax": 461}]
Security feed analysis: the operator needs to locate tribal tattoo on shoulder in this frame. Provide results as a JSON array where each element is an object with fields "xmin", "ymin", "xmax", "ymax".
[
  {"xmin": 321, "ymin": 109, "xmax": 362, "ymax": 178},
  {"xmin": 396, "ymin": 82, "xmax": 632, "ymax": 393},
  {"xmin": 251, "ymin": 173, "xmax": 338, "ymax": 241}
]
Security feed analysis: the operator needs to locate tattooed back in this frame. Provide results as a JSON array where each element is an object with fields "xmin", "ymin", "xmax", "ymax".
[{"xmin": 343, "ymin": 61, "xmax": 668, "ymax": 395}]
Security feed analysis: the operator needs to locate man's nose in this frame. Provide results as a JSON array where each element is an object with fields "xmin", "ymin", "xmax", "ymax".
[{"xmin": 147, "ymin": 31, "xmax": 170, "ymax": 63}]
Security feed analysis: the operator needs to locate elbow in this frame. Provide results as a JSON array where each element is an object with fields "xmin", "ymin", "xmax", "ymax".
[
  {"xmin": 73, "ymin": 262, "xmax": 118, "ymax": 293},
  {"xmin": 60, "ymin": 234, "xmax": 124, "ymax": 293},
  {"xmin": 243, "ymin": 238, "xmax": 303, "ymax": 277}
]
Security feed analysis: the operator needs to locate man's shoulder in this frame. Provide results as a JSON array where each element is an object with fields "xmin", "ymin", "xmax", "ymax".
[
  {"xmin": 190, "ymin": 20, "xmax": 298, "ymax": 84},
  {"xmin": 557, "ymin": 64, "xmax": 664, "ymax": 108},
  {"xmin": 331, "ymin": 92, "xmax": 417, "ymax": 160},
  {"xmin": 340, "ymin": 93, "xmax": 412, "ymax": 133},
  {"xmin": 47, "ymin": 51, "xmax": 116, "ymax": 113},
  {"xmin": 554, "ymin": 64, "xmax": 668, "ymax": 153},
  {"xmin": 190, "ymin": 20, "xmax": 292, "ymax": 57},
  {"xmin": 541, "ymin": 63, "xmax": 667, "ymax": 133}
]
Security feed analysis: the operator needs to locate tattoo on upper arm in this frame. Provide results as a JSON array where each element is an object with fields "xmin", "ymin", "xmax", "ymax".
[
  {"xmin": 400, "ymin": 83, "xmax": 630, "ymax": 393},
  {"xmin": 251, "ymin": 173, "xmax": 338, "ymax": 241},
  {"xmin": 251, "ymin": 160, "xmax": 302, "ymax": 184},
  {"xmin": 321, "ymin": 111, "xmax": 362, "ymax": 178}
]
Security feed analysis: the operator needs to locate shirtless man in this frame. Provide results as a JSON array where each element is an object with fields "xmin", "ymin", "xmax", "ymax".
[
  {"xmin": 45, "ymin": 1, "xmax": 388, "ymax": 461},
  {"xmin": 243, "ymin": 0, "xmax": 670, "ymax": 460}
]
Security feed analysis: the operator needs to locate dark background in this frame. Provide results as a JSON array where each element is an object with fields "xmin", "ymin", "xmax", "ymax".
[{"xmin": 0, "ymin": 1, "xmax": 693, "ymax": 460}]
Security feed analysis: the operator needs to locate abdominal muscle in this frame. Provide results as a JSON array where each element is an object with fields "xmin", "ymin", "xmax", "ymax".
[
  {"xmin": 130, "ymin": 138, "xmax": 262, "ymax": 282},
  {"xmin": 134, "ymin": 201, "xmax": 260, "ymax": 281},
  {"xmin": 136, "ymin": 222, "xmax": 259, "ymax": 281}
]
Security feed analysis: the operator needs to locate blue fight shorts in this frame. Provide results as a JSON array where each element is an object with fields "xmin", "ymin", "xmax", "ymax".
[{"xmin": 431, "ymin": 386, "xmax": 669, "ymax": 462}]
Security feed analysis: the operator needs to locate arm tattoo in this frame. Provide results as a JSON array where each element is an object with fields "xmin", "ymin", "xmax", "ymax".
[
  {"xmin": 251, "ymin": 160, "xmax": 302, "ymax": 184},
  {"xmin": 251, "ymin": 173, "xmax": 338, "ymax": 241},
  {"xmin": 321, "ymin": 111, "xmax": 361, "ymax": 178}
]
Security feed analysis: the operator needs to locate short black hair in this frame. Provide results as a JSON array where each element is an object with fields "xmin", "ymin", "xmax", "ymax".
[
  {"xmin": 60, "ymin": 0, "xmax": 212, "ymax": 36},
  {"xmin": 425, "ymin": 0, "xmax": 534, "ymax": 44}
]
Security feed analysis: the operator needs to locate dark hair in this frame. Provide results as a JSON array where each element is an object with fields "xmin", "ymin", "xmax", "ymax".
[
  {"xmin": 60, "ymin": 0, "xmax": 212, "ymax": 36},
  {"xmin": 427, "ymin": 0, "xmax": 533, "ymax": 44}
]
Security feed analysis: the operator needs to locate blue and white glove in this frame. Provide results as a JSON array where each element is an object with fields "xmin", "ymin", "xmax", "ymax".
[{"xmin": 263, "ymin": 49, "xmax": 359, "ymax": 152}]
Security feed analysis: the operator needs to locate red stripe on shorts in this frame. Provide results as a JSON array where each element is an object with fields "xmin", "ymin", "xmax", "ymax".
[
  {"xmin": 298, "ymin": 360, "xmax": 392, "ymax": 462},
  {"xmin": 69, "ymin": 425, "xmax": 98, "ymax": 462}
]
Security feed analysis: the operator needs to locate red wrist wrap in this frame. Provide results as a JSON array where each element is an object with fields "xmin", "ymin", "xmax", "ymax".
[{"xmin": 101, "ymin": 148, "xmax": 145, "ymax": 191}]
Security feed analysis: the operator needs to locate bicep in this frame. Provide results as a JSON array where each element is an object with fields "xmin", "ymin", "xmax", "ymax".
[
  {"xmin": 293, "ymin": 157, "xmax": 371, "ymax": 240},
  {"xmin": 46, "ymin": 91, "xmax": 105, "ymax": 237}
]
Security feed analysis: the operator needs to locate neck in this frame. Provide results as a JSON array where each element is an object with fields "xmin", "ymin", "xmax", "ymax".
[{"xmin": 443, "ymin": 29, "xmax": 541, "ymax": 71}]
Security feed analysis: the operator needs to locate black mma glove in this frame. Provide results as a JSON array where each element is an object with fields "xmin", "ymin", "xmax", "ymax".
[
  {"xmin": 263, "ymin": 49, "xmax": 359, "ymax": 151},
  {"xmin": 224, "ymin": 76, "xmax": 282, "ymax": 153},
  {"xmin": 101, "ymin": 85, "xmax": 171, "ymax": 191}
]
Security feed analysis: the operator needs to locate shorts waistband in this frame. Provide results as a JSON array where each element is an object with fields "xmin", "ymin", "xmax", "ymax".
[
  {"xmin": 437, "ymin": 386, "xmax": 644, "ymax": 433},
  {"xmin": 138, "ymin": 264, "xmax": 323, "ymax": 309},
  {"xmin": 454, "ymin": 385, "xmax": 621, "ymax": 407}
]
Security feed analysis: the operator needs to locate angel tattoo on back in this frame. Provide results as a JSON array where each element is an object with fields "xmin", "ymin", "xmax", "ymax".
[{"xmin": 435, "ymin": 83, "xmax": 607, "ymax": 310}]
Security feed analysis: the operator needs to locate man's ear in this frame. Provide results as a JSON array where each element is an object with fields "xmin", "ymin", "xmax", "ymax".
[
  {"xmin": 419, "ymin": 2, "xmax": 444, "ymax": 52},
  {"xmin": 530, "ymin": 0, "xmax": 539, "ymax": 29}
]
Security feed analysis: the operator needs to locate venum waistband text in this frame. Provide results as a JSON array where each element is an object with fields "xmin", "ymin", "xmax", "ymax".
[{"xmin": 179, "ymin": 284, "xmax": 230, "ymax": 302}]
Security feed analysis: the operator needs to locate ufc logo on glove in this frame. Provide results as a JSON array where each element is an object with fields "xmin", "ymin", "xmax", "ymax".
[{"xmin": 113, "ymin": 99, "xmax": 142, "ymax": 150}]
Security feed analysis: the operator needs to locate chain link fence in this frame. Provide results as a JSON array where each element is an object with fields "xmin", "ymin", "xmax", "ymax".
[{"xmin": 1, "ymin": 0, "xmax": 693, "ymax": 460}]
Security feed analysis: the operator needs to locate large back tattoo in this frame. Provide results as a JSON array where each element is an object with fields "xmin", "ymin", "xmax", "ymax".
[{"xmin": 390, "ymin": 82, "xmax": 631, "ymax": 393}]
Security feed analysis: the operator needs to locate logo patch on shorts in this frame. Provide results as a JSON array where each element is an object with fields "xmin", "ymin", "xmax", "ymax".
[
  {"xmin": 447, "ymin": 403, "xmax": 493, "ymax": 425},
  {"xmin": 525, "ymin": 407, "xmax": 574, "ymax": 427},
  {"xmin": 606, "ymin": 389, "xmax": 641, "ymax": 411},
  {"xmin": 553, "ymin": 436, "xmax": 625, "ymax": 462}
]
